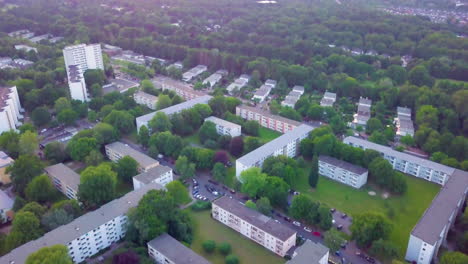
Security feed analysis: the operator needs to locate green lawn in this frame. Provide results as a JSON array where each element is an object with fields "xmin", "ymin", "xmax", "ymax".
[
  {"xmin": 185, "ymin": 130, "xmax": 201, "ymax": 145},
  {"xmin": 188, "ymin": 210, "xmax": 284, "ymax": 264},
  {"xmin": 293, "ymin": 165, "xmax": 440, "ymax": 256},
  {"xmin": 258, "ymin": 127, "xmax": 281, "ymax": 143}
]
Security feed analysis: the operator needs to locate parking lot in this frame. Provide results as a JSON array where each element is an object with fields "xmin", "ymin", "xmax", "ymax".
[{"xmin": 39, "ymin": 119, "xmax": 95, "ymax": 148}]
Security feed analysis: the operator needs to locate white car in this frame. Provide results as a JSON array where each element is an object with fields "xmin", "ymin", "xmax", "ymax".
[
  {"xmin": 293, "ymin": 221, "xmax": 301, "ymax": 227},
  {"xmin": 303, "ymin": 227, "xmax": 312, "ymax": 232}
]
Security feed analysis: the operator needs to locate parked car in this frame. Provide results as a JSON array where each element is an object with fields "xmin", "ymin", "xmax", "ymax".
[
  {"xmin": 335, "ymin": 251, "xmax": 341, "ymax": 257},
  {"xmin": 208, "ymin": 179, "xmax": 219, "ymax": 185},
  {"xmin": 366, "ymin": 257, "xmax": 376, "ymax": 263},
  {"xmin": 303, "ymin": 227, "xmax": 312, "ymax": 232},
  {"xmin": 292, "ymin": 221, "xmax": 301, "ymax": 227},
  {"xmin": 312, "ymin": 231, "xmax": 321, "ymax": 237},
  {"xmin": 337, "ymin": 224, "xmax": 343, "ymax": 230},
  {"xmin": 330, "ymin": 208, "xmax": 336, "ymax": 213},
  {"xmin": 284, "ymin": 216, "xmax": 291, "ymax": 222},
  {"xmin": 229, "ymin": 188, "xmax": 236, "ymax": 194},
  {"xmin": 341, "ymin": 213, "xmax": 347, "ymax": 219}
]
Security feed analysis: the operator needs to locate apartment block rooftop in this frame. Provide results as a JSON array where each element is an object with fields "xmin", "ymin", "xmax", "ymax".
[
  {"xmin": 133, "ymin": 165, "xmax": 172, "ymax": 184},
  {"xmin": 237, "ymin": 104, "xmax": 302, "ymax": 127},
  {"xmin": 205, "ymin": 116, "xmax": 241, "ymax": 130},
  {"xmin": 319, "ymin": 155, "xmax": 367, "ymax": 175},
  {"xmin": 148, "ymin": 233, "xmax": 210, "ymax": 264},
  {"xmin": 213, "ymin": 196, "xmax": 296, "ymax": 240},
  {"xmin": 106, "ymin": 142, "xmax": 159, "ymax": 169},
  {"xmin": 44, "ymin": 163, "xmax": 80, "ymax": 192},
  {"xmin": 286, "ymin": 240, "xmax": 329, "ymax": 264}
]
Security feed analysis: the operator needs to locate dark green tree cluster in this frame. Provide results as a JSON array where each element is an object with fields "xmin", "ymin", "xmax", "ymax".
[{"xmin": 289, "ymin": 194, "xmax": 333, "ymax": 230}]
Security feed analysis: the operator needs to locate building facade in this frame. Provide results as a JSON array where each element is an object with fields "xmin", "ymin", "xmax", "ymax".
[
  {"xmin": 236, "ymin": 105, "xmax": 301, "ymax": 134},
  {"xmin": 147, "ymin": 233, "xmax": 210, "ymax": 264},
  {"xmin": 105, "ymin": 142, "xmax": 160, "ymax": 173},
  {"xmin": 134, "ymin": 91, "xmax": 158, "ymax": 110},
  {"xmin": 0, "ymin": 86, "xmax": 24, "ymax": 134},
  {"xmin": 351, "ymin": 97, "xmax": 372, "ymax": 128},
  {"xmin": 0, "ymin": 151, "xmax": 13, "ymax": 185},
  {"xmin": 212, "ymin": 196, "xmax": 296, "ymax": 257},
  {"xmin": 226, "ymin": 74, "xmax": 249, "ymax": 94},
  {"xmin": 67, "ymin": 65, "xmax": 89, "ymax": 101},
  {"xmin": 281, "ymin": 87, "xmax": 304, "ymax": 108},
  {"xmin": 204, "ymin": 116, "xmax": 242, "ymax": 137},
  {"xmin": 343, "ymin": 137, "xmax": 454, "ymax": 185},
  {"xmin": 236, "ymin": 124, "xmax": 314, "ymax": 177},
  {"xmin": 252, "ymin": 84, "xmax": 272, "ymax": 103},
  {"xmin": 0, "ymin": 183, "xmax": 163, "ymax": 264},
  {"xmin": 182, "ymin": 65, "xmax": 207, "ymax": 82},
  {"xmin": 318, "ymin": 155, "xmax": 368, "ymax": 189},
  {"xmin": 152, "ymin": 76, "xmax": 205, "ymax": 101},
  {"xmin": 44, "ymin": 163, "xmax": 81, "ymax": 200},
  {"xmin": 202, "ymin": 70, "xmax": 227, "ymax": 88},
  {"xmin": 133, "ymin": 165, "xmax": 173, "ymax": 190}
]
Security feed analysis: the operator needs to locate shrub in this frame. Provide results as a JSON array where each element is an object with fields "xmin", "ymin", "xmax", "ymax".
[
  {"xmin": 190, "ymin": 201, "xmax": 212, "ymax": 211},
  {"xmin": 225, "ymin": 254, "xmax": 239, "ymax": 264},
  {"xmin": 218, "ymin": 242, "xmax": 232, "ymax": 255},
  {"xmin": 202, "ymin": 240, "xmax": 216, "ymax": 253}
]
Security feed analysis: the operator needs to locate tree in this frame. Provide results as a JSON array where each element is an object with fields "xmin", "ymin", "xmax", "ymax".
[
  {"xmin": 244, "ymin": 136, "xmax": 262, "ymax": 153},
  {"xmin": 8, "ymin": 154, "xmax": 44, "ymax": 195},
  {"xmin": 229, "ymin": 136, "xmax": 244, "ymax": 157},
  {"xmin": 112, "ymin": 251, "xmax": 140, "ymax": 264},
  {"xmin": 262, "ymin": 176, "xmax": 290, "ymax": 208},
  {"xmin": 116, "ymin": 156, "xmax": 139, "ymax": 182},
  {"xmin": 166, "ymin": 180, "xmax": 190, "ymax": 205},
  {"xmin": 19, "ymin": 131, "xmax": 38, "ymax": 155},
  {"xmin": 318, "ymin": 205, "xmax": 333, "ymax": 230},
  {"xmin": 243, "ymin": 120, "xmax": 260, "ymax": 136},
  {"xmin": 213, "ymin": 151, "xmax": 229, "ymax": 165},
  {"xmin": 175, "ymin": 156, "xmax": 196, "ymax": 179},
  {"xmin": 5, "ymin": 211, "xmax": 42, "ymax": 251},
  {"xmin": 25, "ymin": 175, "xmax": 56, "ymax": 203},
  {"xmin": 309, "ymin": 155, "xmax": 319, "ymax": 188},
  {"xmin": 93, "ymin": 123, "xmax": 119, "ymax": 145},
  {"xmin": 245, "ymin": 200, "xmax": 257, "ymax": 210},
  {"xmin": 84, "ymin": 69, "xmax": 105, "ymax": 87},
  {"xmin": 44, "ymin": 142, "xmax": 67, "ymax": 163},
  {"xmin": 400, "ymin": 135, "xmax": 415, "ymax": 146},
  {"xmin": 88, "ymin": 110, "xmax": 98, "ymax": 122},
  {"xmin": 324, "ymin": 229, "xmax": 346, "ymax": 252},
  {"xmin": 225, "ymin": 254, "xmax": 239, "ymax": 264},
  {"xmin": 78, "ymin": 164, "xmax": 117, "ymax": 208},
  {"xmin": 408, "ymin": 65, "xmax": 434, "ymax": 87},
  {"xmin": 219, "ymin": 242, "xmax": 232, "ymax": 255},
  {"xmin": 67, "ymin": 137, "xmax": 98, "ymax": 161},
  {"xmin": 350, "ymin": 212, "xmax": 393, "ymax": 247},
  {"xmin": 439, "ymin": 251, "xmax": 468, "ymax": 264},
  {"xmin": 31, "ymin": 107, "xmax": 51, "ymax": 126},
  {"xmin": 202, "ymin": 240, "xmax": 216, "ymax": 253},
  {"xmin": 256, "ymin": 197, "xmax": 272, "ymax": 216},
  {"xmin": 41, "ymin": 209, "xmax": 74, "ymax": 231},
  {"xmin": 289, "ymin": 194, "xmax": 316, "ymax": 222},
  {"xmin": 366, "ymin": 118, "xmax": 383, "ymax": 134},
  {"xmin": 156, "ymin": 94, "xmax": 172, "ymax": 110},
  {"xmin": 149, "ymin": 112, "xmax": 173, "ymax": 133},
  {"xmin": 369, "ymin": 239, "xmax": 399, "ymax": 259},
  {"xmin": 369, "ymin": 131, "xmax": 387, "ymax": 145},
  {"xmin": 416, "ymin": 105, "xmax": 439, "ymax": 129},
  {"xmin": 212, "ymin": 162, "xmax": 227, "ymax": 183},
  {"xmin": 90, "ymin": 83, "xmax": 103, "ymax": 97},
  {"xmin": 199, "ymin": 121, "xmax": 219, "ymax": 143},
  {"xmin": 84, "ymin": 150, "xmax": 104, "ymax": 166},
  {"xmin": 54, "ymin": 97, "xmax": 71, "ymax": 114},
  {"xmin": 240, "ymin": 168, "xmax": 267, "ymax": 197},
  {"xmin": 103, "ymin": 110, "xmax": 135, "ymax": 134},
  {"xmin": 19, "ymin": 202, "xmax": 47, "ymax": 218},
  {"xmin": 57, "ymin": 109, "xmax": 78, "ymax": 126},
  {"xmin": 138, "ymin": 125, "xmax": 150, "ymax": 147},
  {"xmin": 26, "ymin": 245, "xmax": 72, "ymax": 264}
]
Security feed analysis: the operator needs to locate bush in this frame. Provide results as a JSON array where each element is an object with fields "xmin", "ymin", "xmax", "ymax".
[
  {"xmin": 202, "ymin": 240, "xmax": 216, "ymax": 253},
  {"xmin": 190, "ymin": 201, "xmax": 212, "ymax": 211},
  {"xmin": 225, "ymin": 254, "xmax": 239, "ymax": 264},
  {"xmin": 218, "ymin": 242, "xmax": 232, "ymax": 255}
]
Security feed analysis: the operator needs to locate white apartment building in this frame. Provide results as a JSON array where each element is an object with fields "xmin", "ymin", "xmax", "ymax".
[
  {"xmin": 351, "ymin": 97, "xmax": 372, "ymax": 128},
  {"xmin": 395, "ymin": 106, "xmax": 414, "ymax": 137},
  {"xmin": 212, "ymin": 196, "xmax": 296, "ymax": 257},
  {"xmin": 343, "ymin": 137, "xmax": 454, "ymax": 185},
  {"xmin": 182, "ymin": 65, "xmax": 208, "ymax": 82},
  {"xmin": 318, "ymin": 155, "xmax": 368, "ymax": 189},
  {"xmin": 264, "ymin": 79, "xmax": 277, "ymax": 89},
  {"xmin": 320, "ymin": 92, "xmax": 337, "ymax": 107},
  {"xmin": 236, "ymin": 124, "xmax": 314, "ymax": 177},
  {"xmin": 236, "ymin": 105, "xmax": 301, "ymax": 134},
  {"xmin": 405, "ymin": 169, "xmax": 468, "ymax": 264},
  {"xmin": 67, "ymin": 65, "xmax": 89, "ymax": 102},
  {"xmin": 0, "ymin": 189, "xmax": 14, "ymax": 224},
  {"xmin": 281, "ymin": 86, "xmax": 304, "ymax": 108},
  {"xmin": 0, "ymin": 183, "xmax": 163, "ymax": 264},
  {"xmin": 204, "ymin": 116, "xmax": 242, "ymax": 137},
  {"xmin": 0, "ymin": 86, "xmax": 24, "ymax": 134},
  {"xmin": 133, "ymin": 165, "xmax": 173, "ymax": 190},
  {"xmin": 202, "ymin": 70, "xmax": 227, "ymax": 88},
  {"xmin": 44, "ymin": 163, "xmax": 81, "ymax": 200},
  {"xmin": 136, "ymin": 95, "xmax": 212, "ymax": 132},
  {"xmin": 147, "ymin": 233, "xmax": 210, "ymax": 264},
  {"xmin": 105, "ymin": 141, "xmax": 160, "ymax": 173},
  {"xmin": 286, "ymin": 240, "xmax": 329, "ymax": 264},
  {"xmin": 252, "ymin": 84, "xmax": 272, "ymax": 103},
  {"xmin": 152, "ymin": 76, "xmax": 205, "ymax": 101},
  {"xmin": 134, "ymin": 91, "xmax": 158, "ymax": 110},
  {"xmin": 226, "ymin": 74, "xmax": 249, "ymax": 94}
]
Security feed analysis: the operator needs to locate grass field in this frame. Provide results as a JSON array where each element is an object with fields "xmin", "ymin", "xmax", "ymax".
[
  {"xmin": 258, "ymin": 127, "xmax": 281, "ymax": 142},
  {"xmin": 188, "ymin": 210, "xmax": 284, "ymax": 264},
  {"xmin": 293, "ymin": 165, "xmax": 440, "ymax": 256}
]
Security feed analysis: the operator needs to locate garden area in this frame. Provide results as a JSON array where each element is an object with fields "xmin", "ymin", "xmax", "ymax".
[
  {"xmin": 187, "ymin": 210, "xmax": 284, "ymax": 264},
  {"xmin": 293, "ymin": 164, "xmax": 441, "ymax": 255}
]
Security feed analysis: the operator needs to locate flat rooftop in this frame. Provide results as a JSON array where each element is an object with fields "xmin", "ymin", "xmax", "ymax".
[
  {"xmin": 133, "ymin": 165, "xmax": 172, "ymax": 184},
  {"xmin": 319, "ymin": 155, "xmax": 368, "ymax": 175},
  {"xmin": 106, "ymin": 141, "xmax": 159, "ymax": 168},
  {"xmin": 205, "ymin": 116, "xmax": 241, "ymax": 130},
  {"xmin": 286, "ymin": 240, "xmax": 329, "ymax": 264},
  {"xmin": 44, "ymin": 163, "xmax": 80, "ymax": 192},
  {"xmin": 148, "ymin": 233, "xmax": 210, "ymax": 264},
  {"xmin": 0, "ymin": 151, "xmax": 14, "ymax": 168},
  {"xmin": 237, "ymin": 104, "xmax": 302, "ymax": 127},
  {"xmin": 213, "ymin": 196, "xmax": 296, "ymax": 241}
]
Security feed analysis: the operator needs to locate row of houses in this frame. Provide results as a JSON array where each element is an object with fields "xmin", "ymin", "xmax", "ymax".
[
  {"xmin": 202, "ymin": 69, "xmax": 228, "ymax": 88},
  {"xmin": 252, "ymin": 79, "xmax": 277, "ymax": 103},
  {"xmin": 281, "ymin": 86, "xmax": 304, "ymax": 108},
  {"xmin": 182, "ymin": 65, "xmax": 208, "ymax": 82},
  {"xmin": 152, "ymin": 76, "xmax": 205, "ymax": 101},
  {"xmin": 8, "ymin": 29, "xmax": 63, "ymax": 43},
  {"xmin": 236, "ymin": 105, "xmax": 301, "ymax": 134},
  {"xmin": 0, "ymin": 56, "xmax": 34, "ymax": 70}
]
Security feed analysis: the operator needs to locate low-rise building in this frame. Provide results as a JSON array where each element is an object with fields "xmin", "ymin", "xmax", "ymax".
[
  {"xmin": 212, "ymin": 196, "xmax": 296, "ymax": 257},
  {"xmin": 236, "ymin": 124, "xmax": 314, "ymax": 177},
  {"xmin": 292, "ymin": 85, "xmax": 304, "ymax": 95},
  {"xmin": 67, "ymin": 65, "xmax": 89, "ymax": 102},
  {"xmin": 204, "ymin": 116, "xmax": 242, "ymax": 137},
  {"xmin": 166, "ymin": 61, "xmax": 183, "ymax": 70},
  {"xmin": 148, "ymin": 233, "xmax": 210, "ymax": 264},
  {"xmin": 8, "ymin": 29, "xmax": 34, "ymax": 39},
  {"xmin": 182, "ymin": 65, "xmax": 208, "ymax": 82},
  {"xmin": 49, "ymin": 36, "xmax": 64, "ymax": 43},
  {"xmin": 136, "ymin": 95, "xmax": 212, "ymax": 132},
  {"xmin": 134, "ymin": 91, "xmax": 158, "ymax": 110},
  {"xmin": 226, "ymin": 74, "xmax": 249, "ymax": 94},
  {"xmin": 102, "ymin": 44, "xmax": 123, "ymax": 56},
  {"xmin": 133, "ymin": 165, "xmax": 173, "ymax": 189},
  {"xmin": 14, "ymin": 44, "xmax": 37, "ymax": 53},
  {"xmin": 320, "ymin": 92, "xmax": 337, "ymax": 107},
  {"xmin": 29, "ymin": 34, "xmax": 51, "ymax": 43},
  {"xmin": 0, "ymin": 183, "xmax": 163, "ymax": 264},
  {"xmin": 0, "ymin": 189, "xmax": 14, "ymax": 224},
  {"xmin": 253, "ymin": 84, "xmax": 272, "ymax": 103},
  {"xmin": 318, "ymin": 155, "xmax": 368, "ymax": 189},
  {"xmin": 152, "ymin": 76, "xmax": 205, "ymax": 101},
  {"xmin": 264, "ymin": 79, "xmax": 277, "ymax": 89},
  {"xmin": 12, "ymin": 58, "xmax": 34, "ymax": 69},
  {"xmin": 351, "ymin": 97, "xmax": 372, "ymax": 128},
  {"xmin": 286, "ymin": 240, "xmax": 329, "ymax": 264},
  {"xmin": 395, "ymin": 106, "xmax": 414, "ymax": 137},
  {"xmin": 0, "ymin": 151, "xmax": 14, "ymax": 184},
  {"xmin": 103, "ymin": 78, "xmax": 139, "ymax": 94},
  {"xmin": 281, "ymin": 87, "xmax": 304, "ymax": 108},
  {"xmin": 236, "ymin": 105, "xmax": 301, "ymax": 134},
  {"xmin": 44, "ymin": 163, "xmax": 81, "ymax": 200},
  {"xmin": 343, "ymin": 137, "xmax": 454, "ymax": 185},
  {"xmin": 0, "ymin": 86, "xmax": 24, "ymax": 134},
  {"xmin": 105, "ymin": 142, "xmax": 159, "ymax": 172},
  {"xmin": 202, "ymin": 70, "xmax": 227, "ymax": 88}
]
